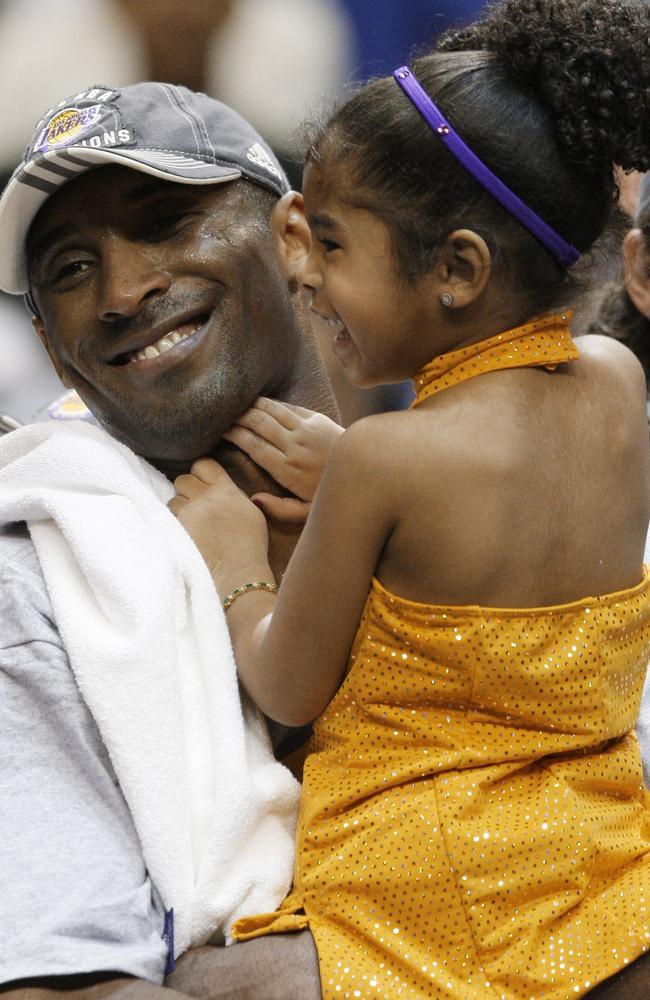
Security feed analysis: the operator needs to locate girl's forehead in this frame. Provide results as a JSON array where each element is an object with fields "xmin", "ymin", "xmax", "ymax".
[
  {"xmin": 302, "ymin": 162, "xmax": 330, "ymax": 199},
  {"xmin": 303, "ymin": 160, "xmax": 350, "ymax": 203}
]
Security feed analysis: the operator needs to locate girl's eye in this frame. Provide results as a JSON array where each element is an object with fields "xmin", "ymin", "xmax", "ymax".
[{"xmin": 319, "ymin": 238, "xmax": 341, "ymax": 254}]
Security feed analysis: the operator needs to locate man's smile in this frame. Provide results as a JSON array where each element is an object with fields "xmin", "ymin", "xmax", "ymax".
[{"xmin": 107, "ymin": 309, "xmax": 213, "ymax": 370}]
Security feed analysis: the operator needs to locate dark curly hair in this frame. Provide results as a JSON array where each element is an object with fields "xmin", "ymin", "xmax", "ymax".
[{"xmin": 305, "ymin": 0, "xmax": 650, "ymax": 317}]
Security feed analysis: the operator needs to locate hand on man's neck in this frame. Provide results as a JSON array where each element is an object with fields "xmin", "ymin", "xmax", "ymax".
[{"xmin": 157, "ymin": 341, "xmax": 339, "ymax": 579}]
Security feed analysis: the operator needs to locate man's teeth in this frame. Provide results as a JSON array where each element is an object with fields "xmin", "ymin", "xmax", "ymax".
[{"xmin": 130, "ymin": 327, "xmax": 196, "ymax": 362}]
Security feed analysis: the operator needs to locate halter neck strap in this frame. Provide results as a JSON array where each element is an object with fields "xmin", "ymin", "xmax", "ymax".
[{"xmin": 412, "ymin": 312, "xmax": 579, "ymax": 407}]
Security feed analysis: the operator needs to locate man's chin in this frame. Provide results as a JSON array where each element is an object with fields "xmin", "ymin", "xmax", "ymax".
[{"xmin": 96, "ymin": 417, "xmax": 221, "ymax": 473}]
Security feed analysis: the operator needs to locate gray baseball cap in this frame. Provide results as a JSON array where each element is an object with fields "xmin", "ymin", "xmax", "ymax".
[{"xmin": 0, "ymin": 81, "xmax": 290, "ymax": 295}]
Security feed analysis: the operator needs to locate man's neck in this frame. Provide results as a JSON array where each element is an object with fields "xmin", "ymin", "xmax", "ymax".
[
  {"xmin": 160, "ymin": 339, "xmax": 338, "ymax": 578},
  {"xmin": 219, "ymin": 345, "xmax": 338, "ymax": 579}
]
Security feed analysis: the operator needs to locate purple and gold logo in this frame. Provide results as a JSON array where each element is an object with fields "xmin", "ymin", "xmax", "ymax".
[{"xmin": 36, "ymin": 105, "xmax": 102, "ymax": 153}]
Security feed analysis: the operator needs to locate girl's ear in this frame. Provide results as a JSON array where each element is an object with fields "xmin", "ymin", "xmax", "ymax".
[
  {"xmin": 32, "ymin": 317, "xmax": 72, "ymax": 388},
  {"xmin": 434, "ymin": 229, "xmax": 492, "ymax": 308},
  {"xmin": 270, "ymin": 191, "xmax": 311, "ymax": 282},
  {"xmin": 623, "ymin": 228, "xmax": 650, "ymax": 321}
]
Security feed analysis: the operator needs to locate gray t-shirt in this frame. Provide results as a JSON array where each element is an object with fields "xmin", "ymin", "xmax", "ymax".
[{"xmin": 0, "ymin": 524, "xmax": 168, "ymax": 985}]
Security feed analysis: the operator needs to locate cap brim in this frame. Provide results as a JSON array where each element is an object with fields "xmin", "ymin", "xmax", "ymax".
[{"xmin": 0, "ymin": 145, "xmax": 242, "ymax": 294}]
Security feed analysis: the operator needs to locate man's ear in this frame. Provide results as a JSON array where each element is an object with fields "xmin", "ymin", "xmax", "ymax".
[
  {"xmin": 623, "ymin": 228, "xmax": 650, "ymax": 321},
  {"xmin": 433, "ymin": 229, "xmax": 492, "ymax": 308},
  {"xmin": 270, "ymin": 191, "xmax": 311, "ymax": 282},
  {"xmin": 32, "ymin": 317, "xmax": 72, "ymax": 388}
]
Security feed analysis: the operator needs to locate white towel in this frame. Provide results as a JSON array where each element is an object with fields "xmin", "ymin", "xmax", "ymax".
[{"xmin": 0, "ymin": 420, "xmax": 300, "ymax": 957}]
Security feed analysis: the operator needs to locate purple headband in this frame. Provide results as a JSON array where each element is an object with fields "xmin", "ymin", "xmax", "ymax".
[{"xmin": 392, "ymin": 66, "xmax": 581, "ymax": 269}]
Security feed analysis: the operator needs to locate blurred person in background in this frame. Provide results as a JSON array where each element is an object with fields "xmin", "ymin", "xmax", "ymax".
[
  {"xmin": 591, "ymin": 173, "xmax": 650, "ymax": 382},
  {"xmin": 339, "ymin": 0, "xmax": 488, "ymax": 77}
]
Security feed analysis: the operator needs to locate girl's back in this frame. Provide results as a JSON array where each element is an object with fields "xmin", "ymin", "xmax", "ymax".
[{"xmin": 376, "ymin": 334, "xmax": 650, "ymax": 607}]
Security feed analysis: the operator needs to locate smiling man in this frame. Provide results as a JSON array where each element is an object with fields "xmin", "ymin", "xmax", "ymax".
[
  {"xmin": 1, "ymin": 82, "xmax": 335, "ymax": 569},
  {"xmin": 0, "ymin": 83, "xmax": 334, "ymax": 999}
]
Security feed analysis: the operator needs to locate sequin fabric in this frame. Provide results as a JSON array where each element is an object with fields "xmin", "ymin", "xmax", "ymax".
[
  {"xmin": 233, "ymin": 317, "xmax": 650, "ymax": 998},
  {"xmin": 411, "ymin": 312, "xmax": 579, "ymax": 407}
]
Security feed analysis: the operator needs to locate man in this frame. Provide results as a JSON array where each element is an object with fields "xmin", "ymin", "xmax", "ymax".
[{"xmin": 0, "ymin": 82, "xmax": 333, "ymax": 998}]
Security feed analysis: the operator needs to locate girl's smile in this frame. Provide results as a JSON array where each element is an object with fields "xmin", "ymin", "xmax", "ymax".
[{"xmin": 299, "ymin": 164, "xmax": 442, "ymax": 388}]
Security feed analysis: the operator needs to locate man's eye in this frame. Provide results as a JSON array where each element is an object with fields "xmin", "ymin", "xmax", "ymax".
[
  {"xmin": 146, "ymin": 210, "xmax": 195, "ymax": 240},
  {"xmin": 49, "ymin": 258, "xmax": 91, "ymax": 286}
]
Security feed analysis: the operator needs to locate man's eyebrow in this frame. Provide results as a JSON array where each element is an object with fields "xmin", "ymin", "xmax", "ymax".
[{"xmin": 123, "ymin": 178, "xmax": 200, "ymax": 204}]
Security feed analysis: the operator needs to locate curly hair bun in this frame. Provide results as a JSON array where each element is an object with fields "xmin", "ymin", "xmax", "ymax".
[{"xmin": 438, "ymin": 0, "xmax": 650, "ymax": 177}]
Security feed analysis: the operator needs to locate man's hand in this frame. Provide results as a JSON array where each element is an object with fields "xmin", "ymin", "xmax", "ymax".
[
  {"xmin": 170, "ymin": 459, "xmax": 272, "ymax": 595},
  {"xmin": 222, "ymin": 398, "xmax": 344, "ymax": 524}
]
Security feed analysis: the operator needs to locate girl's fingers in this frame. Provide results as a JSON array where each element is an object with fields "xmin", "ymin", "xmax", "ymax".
[
  {"xmin": 222, "ymin": 425, "xmax": 287, "ymax": 478},
  {"xmin": 167, "ymin": 495, "xmax": 187, "ymax": 516},
  {"xmin": 230, "ymin": 406, "xmax": 293, "ymax": 449},
  {"xmin": 251, "ymin": 396, "xmax": 306, "ymax": 429},
  {"xmin": 189, "ymin": 457, "xmax": 229, "ymax": 485},
  {"xmin": 174, "ymin": 460, "xmax": 240, "ymax": 500},
  {"xmin": 251, "ymin": 493, "xmax": 311, "ymax": 525},
  {"xmin": 173, "ymin": 473, "xmax": 207, "ymax": 499}
]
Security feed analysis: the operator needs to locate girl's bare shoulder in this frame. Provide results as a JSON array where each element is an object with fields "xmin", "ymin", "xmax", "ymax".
[{"xmin": 573, "ymin": 333, "xmax": 646, "ymax": 389}]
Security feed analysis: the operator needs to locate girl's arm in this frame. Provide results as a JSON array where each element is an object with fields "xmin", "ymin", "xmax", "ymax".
[{"xmin": 172, "ymin": 420, "xmax": 393, "ymax": 726}]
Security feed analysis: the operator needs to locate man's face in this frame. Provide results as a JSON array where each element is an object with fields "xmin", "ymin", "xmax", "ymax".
[{"xmin": 27, "ymin": 165, "xmax": 301, "ymax": 466}]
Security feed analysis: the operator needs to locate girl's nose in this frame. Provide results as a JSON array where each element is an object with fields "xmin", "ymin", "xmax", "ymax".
[{"xmin": 298, "ymin": 246, "xmax": 324, "ymax": 296}]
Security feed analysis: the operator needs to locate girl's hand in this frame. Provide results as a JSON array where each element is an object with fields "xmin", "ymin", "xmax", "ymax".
[
  {"xmin": 222, "ymin": 397, "xmax": 344, "ymax": 524},
  {"xmin": 169, "ymin": 458, "xmax": 271, "ymax": 591}
]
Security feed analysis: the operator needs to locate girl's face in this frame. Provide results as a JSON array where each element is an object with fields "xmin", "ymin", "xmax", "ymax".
[{"xmin": 299, "ymin": 164, "xmax": 440, "ymax": 387}]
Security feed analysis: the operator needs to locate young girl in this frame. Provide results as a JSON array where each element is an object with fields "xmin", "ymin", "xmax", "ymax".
[{"xmin": 171, "ymin": 1, "xmax": 650, "ymax": 996}]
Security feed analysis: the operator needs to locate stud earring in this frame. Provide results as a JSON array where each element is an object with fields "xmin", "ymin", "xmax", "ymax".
[{"xmin": 440, "ymin": 292, "xmax": 454, "ymax": 307}]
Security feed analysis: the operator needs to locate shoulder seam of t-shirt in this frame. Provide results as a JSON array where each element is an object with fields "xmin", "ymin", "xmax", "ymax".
[
  {"xmin": 0, "ymin": 527, "xmax": 59, "ymax": 635},
  {"xmin": 0, "ymin": 530, "xmax": 44, "ymax": 582}
]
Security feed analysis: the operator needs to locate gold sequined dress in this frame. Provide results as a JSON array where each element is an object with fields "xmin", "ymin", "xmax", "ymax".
[{"xmin": 233, "ymin": 315, "xmax": 650, "ymax": 998}]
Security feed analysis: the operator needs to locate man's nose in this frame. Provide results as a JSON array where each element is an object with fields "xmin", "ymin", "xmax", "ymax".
[{"xmin": 97, "ymin": 238, "xmax": 171, "ymax": 321}]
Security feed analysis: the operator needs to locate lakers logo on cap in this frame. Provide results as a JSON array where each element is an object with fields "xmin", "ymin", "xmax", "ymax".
[{"xmin": 36, "ymin": 105, "xmax": 103, "ymax": 153}]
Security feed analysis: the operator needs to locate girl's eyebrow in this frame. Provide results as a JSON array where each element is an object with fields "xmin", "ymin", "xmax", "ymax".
[{"xmin": 308, "ymin": 212, "xmax": 340, "ymax": 231}]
